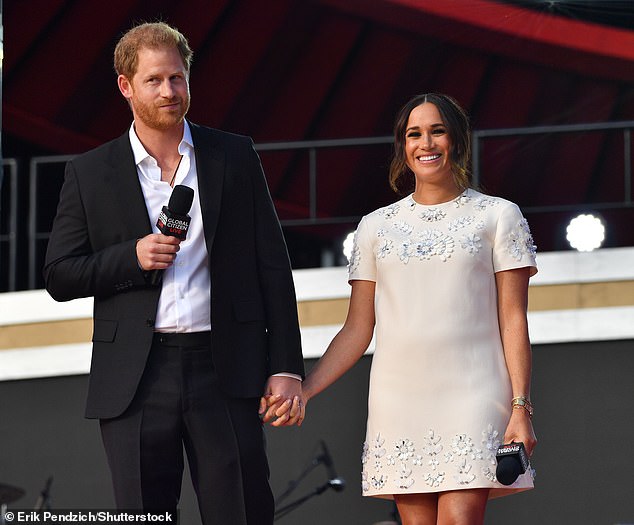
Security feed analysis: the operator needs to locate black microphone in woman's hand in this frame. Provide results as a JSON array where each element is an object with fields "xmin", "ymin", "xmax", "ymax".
[
  {"xmin": 150, "ymin": 185, "xmax": 194, "ymax": 285},
  {"xmin": 495, "ymin": 442, "xmax": 530, "ymax": 486}
]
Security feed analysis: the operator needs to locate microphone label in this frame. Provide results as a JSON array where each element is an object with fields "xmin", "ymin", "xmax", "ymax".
[
  {"xmin": 157, "ymin": 209, "xmax": 190, "ymax": 240},
  {"xmin": 496, "ymin": 442, "xmax": 530, "ymax": 471}
]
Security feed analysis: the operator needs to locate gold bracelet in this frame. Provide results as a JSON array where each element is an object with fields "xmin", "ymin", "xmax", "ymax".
[{"xmin": 511, "ymin": 396, "xmax": 533, "ymax": 418}]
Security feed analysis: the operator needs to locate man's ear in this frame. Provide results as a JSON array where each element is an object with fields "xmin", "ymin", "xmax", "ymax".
[{"xmin": 118, "ymin": 75, "xmax": 133, "ymax": 99}]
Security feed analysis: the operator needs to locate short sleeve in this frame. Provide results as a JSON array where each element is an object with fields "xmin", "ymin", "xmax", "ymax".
[
  {"xmin": 492, "ymin": 203, "xmax": 538, "ymax": 276},
  {"xmin": 348, "ymin": 215, "xmax": 377, "ymax": 283}
]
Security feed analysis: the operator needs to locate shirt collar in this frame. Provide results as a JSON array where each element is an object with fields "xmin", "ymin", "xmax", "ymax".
[{"xmin": 128, "ymin": 120, "xmax": 194, "ymax": 166}]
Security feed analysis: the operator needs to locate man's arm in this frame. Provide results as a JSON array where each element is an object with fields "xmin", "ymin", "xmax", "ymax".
[
  {"xmin": 248, "ymin": 139, "xmax": 304, "ymax": 377},
  {"xmin": 245, "ymin": 139, "xmax": 304, "ymax": 423},
  {"xmin": 43, "ymin": 161, "xmax": 149, "ymax": 301}
]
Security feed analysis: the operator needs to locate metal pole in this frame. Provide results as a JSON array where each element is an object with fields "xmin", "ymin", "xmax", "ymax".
[
  {"xmin": 309, "ymin": 148, "xmax": 317, "ymax": 220},
  {"xmin": 8, "ymin": 160, "xmax": 17, "ymax": 290},
  {"xmin": 29, "ymin": 159, "xmax": 38, "ymax": 289},
  {"xmin": 472, "ymin": 132, "xmax": 481, "ymax": 189},
  {"xmin": 624, "ymin": 129, "xmax": 632, "ymax": 205}
]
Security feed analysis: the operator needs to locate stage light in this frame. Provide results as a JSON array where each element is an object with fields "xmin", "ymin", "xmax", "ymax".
[
  {"xmin": 566, "ymin": 213, "xmax": 605, "ymax": 252},
  {"xmin": 342, "ymin": 231, "xmax": 355, "ymax": 261}
]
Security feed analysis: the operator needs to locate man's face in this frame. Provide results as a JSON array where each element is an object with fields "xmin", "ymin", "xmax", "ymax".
[{"xmin": 118, "ymin": 46, "xmax": 190, "ymax": 131}]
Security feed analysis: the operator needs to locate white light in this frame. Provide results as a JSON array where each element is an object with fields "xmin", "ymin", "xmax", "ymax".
[
  {"xmin": 566, "ymin": 214, "xmax": 605, "ymax": 252},
  {"xmin": 342, "ymin": 231, "xmax": 355, "ymax": 261}
]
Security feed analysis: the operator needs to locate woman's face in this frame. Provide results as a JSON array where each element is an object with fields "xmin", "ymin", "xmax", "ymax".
[{"xmin": 404, "ymin": 102, "xmax": 453, "ymax": 186}]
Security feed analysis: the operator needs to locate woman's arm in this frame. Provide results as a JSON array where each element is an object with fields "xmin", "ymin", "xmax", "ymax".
[
  {"xmin": 264, "ymin": 279, "xmax": 376, "ymax": 426},
  {"xmin": 496, "ymin": 267, "xmax": 537, "ymax": 455},
  {"xmin": 303, "ymin": 279, "xmax": 376, "ymax": 400}
]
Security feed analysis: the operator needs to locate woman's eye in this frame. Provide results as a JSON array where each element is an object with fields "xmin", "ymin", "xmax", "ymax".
[
  {"xmin": 432, "ymin": 128, "xmax": 446, "ymax": 135},
  {"xmin": 407, "ymin": 132, "xmax": 421, "ymax": 138}
]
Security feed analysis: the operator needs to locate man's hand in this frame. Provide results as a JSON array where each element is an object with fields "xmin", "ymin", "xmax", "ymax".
[
  {"xmin": 259, "ymin": 376, "xmax": 304, "ymax": 427},
  {"xmin": 136, "ymin": 234, "xmax": 181, "ymax": 271}
]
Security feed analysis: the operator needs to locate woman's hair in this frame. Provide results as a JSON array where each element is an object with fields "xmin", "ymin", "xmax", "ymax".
[
  {"xmin": 114, "ymin": 22, "xmax": 193, "ymax": 79},
  {"xmin": 389, "ymin": 93, "xmax": 472, "ymax": 195}
]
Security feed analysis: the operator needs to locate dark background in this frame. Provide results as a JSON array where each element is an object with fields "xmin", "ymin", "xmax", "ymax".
[
  {"xmin": 2, "ymin": 340, "xmax": 634, "ymax": 524},
  {"xmin": 3, "ymin": 0, "xmax": 634, "ymax": 292}
]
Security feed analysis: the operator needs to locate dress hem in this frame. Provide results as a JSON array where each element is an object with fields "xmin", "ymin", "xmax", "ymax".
[{"xmin": 364, "ymin": 484, "xmax": 533, "ymax": 501}]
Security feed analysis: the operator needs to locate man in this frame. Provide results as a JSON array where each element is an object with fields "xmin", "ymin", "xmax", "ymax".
[{"xmin": 44, "ymin": 22, "xmax": 304, "ymax": 524}]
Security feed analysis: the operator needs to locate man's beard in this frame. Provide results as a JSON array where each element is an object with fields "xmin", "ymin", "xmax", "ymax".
[{"xmin": 132, "ymin": 94, "xmax": 190, "ymax": 131}]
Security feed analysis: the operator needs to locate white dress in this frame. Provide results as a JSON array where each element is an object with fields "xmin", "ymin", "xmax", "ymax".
[{"xmin": 348, "ymin": 189, "xmax": 537, "ymax": 499}]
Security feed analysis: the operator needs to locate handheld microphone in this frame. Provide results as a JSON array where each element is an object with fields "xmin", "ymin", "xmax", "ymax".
[
  {"xmin": 495, "ymin": 442, "xmax": 530, "ymax": 486},
  {"xmin": 156, "ymin": 185, "xmax": 194, "ymax": 240},
  {"xmin": 150, "ymin": 185, "xmax": 194, "ymax": 285},
  {"xmin": 319, "ymin": 440, "xmax": 346, "ymax": 492}
]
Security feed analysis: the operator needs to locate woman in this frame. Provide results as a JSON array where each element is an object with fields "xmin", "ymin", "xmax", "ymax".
[{"xmin": 265, "ymin": 93, "xmax": 537, "ymax": 524}]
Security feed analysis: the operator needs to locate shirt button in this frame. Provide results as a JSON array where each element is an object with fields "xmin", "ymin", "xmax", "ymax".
[{"xmin": 146, "ymin": 319, "xmax": 155, "ymax": 327}]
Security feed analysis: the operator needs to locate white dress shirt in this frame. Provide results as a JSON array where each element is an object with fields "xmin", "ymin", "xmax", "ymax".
[
  {"xmin": 129, "ymin": 122, "xmax": 300, "ymax": 381},
  {"xmin": 129, "ymin": 122, "xmax": 210, "ymax": 333}
]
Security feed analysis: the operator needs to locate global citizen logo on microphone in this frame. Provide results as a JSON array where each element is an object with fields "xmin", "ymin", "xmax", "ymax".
[{"xmin": 157, "ymin": 209, "xmax": 190, "ymax": 240}]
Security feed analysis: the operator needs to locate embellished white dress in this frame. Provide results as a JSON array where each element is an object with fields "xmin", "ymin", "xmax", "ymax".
[{"xmin": 349, "ymin": 189, "xmax": 537, "ymax": 499}]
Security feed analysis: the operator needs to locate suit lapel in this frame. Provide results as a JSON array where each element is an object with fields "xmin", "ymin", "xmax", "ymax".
[
  {"xmin": 104, "ymin": 133, "xmax": 153, "ymax": 239},
  {"xmin": 190, "ymin": 122, "xmax": 225, "ymax": 253}
]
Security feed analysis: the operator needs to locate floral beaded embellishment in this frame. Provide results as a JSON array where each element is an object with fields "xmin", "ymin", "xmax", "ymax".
[
  {"xmin": 394, "ymin": 439, "xmax": 416, "ymax": 462},
  {"xmin": 507, "ymin": 218, "xmax": 537, "ymax": 261},
  {"xmin": 448, "ymin": 215, "xmax": 475, "ymax": 232},
  {"xmin": 474, "ymin": 196, "xmax": 500, "ymax": 211},
  {"xmin": 393, "ymin": 220, "xmax": 414, "ymax": 236},
  {"xmin": 419, "ymin": 208, "xmax": 447, "ymax": 222},
  {"xmin": 398, "ymin": 231, "xmax": 455, "ymax": 263},
  {"xmin": 454, "ymin": 191, "xmax": 471, "ymax": 208},
  {"xmin": 455, "ymin": 458, "xmax": 476, "ymax": 485},
  {"xmin": 361, "ymin": 434, "xmax": 388, "ymax": 493},
  {"xmin": 347, "ymin": 240, "xmax": 361, "ymax": 273},
  {"xmin": 460, "ymin": 233, "xmax": 482, "ymax": 256},
  {"xmin": 362, "ymin": 425, "xmax": 506, "ymax": 493},
  {"xmin": 377, "ymin": 238, "xmax": 393, "ymax": 258},
  {"xmin": 380, "ymin": 203, "xmax": 401, "ymax": 219}
]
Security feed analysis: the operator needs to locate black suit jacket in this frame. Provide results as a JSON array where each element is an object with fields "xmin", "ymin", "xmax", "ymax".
[{"xmin": 44, "ymin": 122, "xmax": 304, "ymax": 419}]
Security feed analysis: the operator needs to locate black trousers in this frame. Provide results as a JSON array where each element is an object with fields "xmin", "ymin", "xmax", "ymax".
[{"xmin": 99, "ymin": 333, "xmax": 274, "ymax": 525}]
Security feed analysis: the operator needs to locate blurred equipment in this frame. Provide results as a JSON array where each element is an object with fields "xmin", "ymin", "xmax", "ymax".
[
  {"xmin": 274, "ymin": 440, "xmax": 346, "ymax": 521},
  {"xmin": 1, "ymin": 482, "xmax": 25, "ymax": 525},
  {"xmin": 34, "ymin": 477, "xmax": 53, "ymax": 511},
  {"xmin": 0, "ymin": 482, "xmax": 24, "ymax": 504}
]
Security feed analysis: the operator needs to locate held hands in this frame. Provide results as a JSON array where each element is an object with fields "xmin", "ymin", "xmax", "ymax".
[
  {"xmin": 136, "ymin": 234, "xmax": 181, "ymax": 271},
  {"xmin": 258, "ymin": 376, "xmax": 306, "ymax": 427}
]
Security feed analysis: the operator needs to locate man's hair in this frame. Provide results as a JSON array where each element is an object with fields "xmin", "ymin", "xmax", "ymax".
[{"xmin": 114, "ymin": 22, "xmax": 193, "ymax": 79}]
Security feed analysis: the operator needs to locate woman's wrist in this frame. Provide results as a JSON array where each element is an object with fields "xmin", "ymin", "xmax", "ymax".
[{"xmin": 511, "ymin": 396, "xmax": 533, "ymax": 418}]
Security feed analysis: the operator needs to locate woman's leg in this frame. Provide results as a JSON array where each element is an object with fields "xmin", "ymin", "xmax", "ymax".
[
  {"xmin": 394, "ymin": 493, "xmax": 438, "ymax": 525},
  {"xmin": 436, "ymin": 488, "xmax": 489, "ymax": 525}
]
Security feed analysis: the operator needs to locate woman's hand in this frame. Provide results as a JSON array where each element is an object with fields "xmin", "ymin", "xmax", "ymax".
[
  {"xmin": 258, "ymin": 389, "xmax": 306, "ymax": 427},
  {"xmin": 503, "ymin": 408, "xmax": 537, "ymax": 456}
]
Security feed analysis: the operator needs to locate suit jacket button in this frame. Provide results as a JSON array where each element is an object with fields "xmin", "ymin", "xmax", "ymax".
[{"xmin": 146, "ymin": 319, "xmax": 154, "ymax": 327}]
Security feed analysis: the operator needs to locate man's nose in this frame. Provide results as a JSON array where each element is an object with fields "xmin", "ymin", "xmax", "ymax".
[{"xmin": 160, "ymin": 80, "xmax": 175, "ymax": 98}]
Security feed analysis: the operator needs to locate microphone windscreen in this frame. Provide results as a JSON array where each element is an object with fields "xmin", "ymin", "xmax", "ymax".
[
  {"xmin": 495, "ymin": 455, "xmax": 524, "ymax": 486},
  {"xmin": 168, "ymin": 185, "xmax": 194, "ymax": 215}
]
